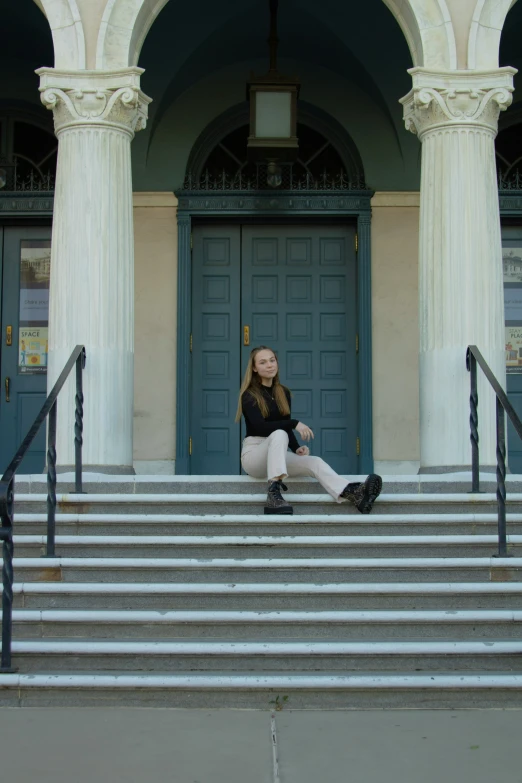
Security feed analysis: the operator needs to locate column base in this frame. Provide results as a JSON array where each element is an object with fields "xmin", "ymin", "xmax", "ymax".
[
  {"xmin": 56, "ymin": 464, "xmax": 136, "ymax": 475},
  {"xmin": 418, "ymin": 465, "xmax": 496, "ymax": 474}
]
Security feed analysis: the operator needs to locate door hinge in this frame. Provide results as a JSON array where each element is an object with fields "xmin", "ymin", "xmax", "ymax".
[
  {"xmin": 355, "ymin": 232, "xmax": 359, "ymax": 253},
  {"xmin": 189, "ymin": 437, "xmax": 192, "ymax": 456},
  {"xmin": 190, "ymin": 333, "xmax": 193, "ymax": 353},
  {"xmin": 355, "ymin": 333, "xmax": 359, "ymax": 354},
  {"xmin": 356, "ymin": 437, "xmax": 360, "ymax": 456}
]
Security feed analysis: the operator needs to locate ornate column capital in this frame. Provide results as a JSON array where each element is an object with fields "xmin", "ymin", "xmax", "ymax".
[
  {"xmin": 36, "ymin": 68, "xmax": 152, "ymax": 137},
  {"xmin": 400, "ymin": 67, "xmax": 516, "ymax": 139}
]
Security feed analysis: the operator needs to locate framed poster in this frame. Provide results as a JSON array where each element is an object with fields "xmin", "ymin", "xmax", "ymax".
[
  {"xmin": 504, "ymin": 247, "xmax": 522, "ymax": 374},
  {"xmin": 18, "ymin": 241, "xmax": 50, "ymax": 374}
]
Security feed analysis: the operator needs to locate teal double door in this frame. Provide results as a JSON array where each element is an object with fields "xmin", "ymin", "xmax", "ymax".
[
  {"xmin": 191, "ymin": 222, "xmax": 358, "ymax": 475},
  {"xmin": 0, "ymin": 225, "xmax": 52, "ymax": 474}
]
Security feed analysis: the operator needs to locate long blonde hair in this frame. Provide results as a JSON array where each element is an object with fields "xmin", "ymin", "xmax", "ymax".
[{"xmin": 235, "ymin": 346, "xmax": 291, "ymax": 422}]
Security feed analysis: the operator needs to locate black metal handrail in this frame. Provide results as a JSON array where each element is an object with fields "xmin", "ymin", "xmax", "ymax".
[
  {"xmin": 0, "ymin": 344, "xmax": 86, "ymax": 673},
  {"xmin": 466, "ymin": 345, "xmax": 522, "ymax": 557}
]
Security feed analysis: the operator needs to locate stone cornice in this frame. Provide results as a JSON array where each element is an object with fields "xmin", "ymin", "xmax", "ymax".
[
  {"xmin": 400, "ymin": 67, "xmax": 516, "ymax": 139},
  {"xmin": 176, "ymin": 190, "xmax": 374, "ymax": 215},
  {"xmin": 36, "ymin": 68, "xmax": 152, "ymax": 137}
]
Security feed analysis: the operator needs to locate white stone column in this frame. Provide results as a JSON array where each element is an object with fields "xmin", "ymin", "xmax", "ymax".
[
  {"xmin": 401, "ymin": 68, "xmax": 515, "ymax": 472},
  {"xmin": 38, "ymin": 69, "xmax": 151, "ymax": 472}
]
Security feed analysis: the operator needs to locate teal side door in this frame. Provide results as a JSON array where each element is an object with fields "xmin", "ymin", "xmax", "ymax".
[
  {"xmin": 191, "ymin": 225, "xmax": 242, "ymax": 474},
  {"xmin": 0, "ymin": 226, "xmax": 52, "ymax": 474},
  {"xmin": 503, "ymin": 224, "xmax": 522, "ymax": 473},
  {"xmin": 191, "ymin": 222, "xmax": 358, "ymax": 475}
]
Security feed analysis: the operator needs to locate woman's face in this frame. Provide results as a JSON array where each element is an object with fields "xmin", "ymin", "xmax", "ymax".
[{"xmin": 253, "ymin": 349, "xmax": 278, "ymax": 383}]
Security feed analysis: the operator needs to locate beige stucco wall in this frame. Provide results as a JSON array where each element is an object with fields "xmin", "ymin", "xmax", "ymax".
[
  {"xmin": 133, "ymin": 193, "xmax": 178, "ymax": 472},
  {"xmin": 131, "ymin": 192, "xmax": 420, "ymax": 474},
  {"xmin": 371, "ymin": 192, "xmax": 420, "ymax": 473}
]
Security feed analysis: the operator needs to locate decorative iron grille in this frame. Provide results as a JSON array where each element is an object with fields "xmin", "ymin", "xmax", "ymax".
[
  {"xmin": 182, "ymin": 167, "xmax": 367, "ymax": 192},
  {"xmin": 0, "ymin": 159, "xmax": 55, "ymax": 192},
  {"xmin": 498, "ymin": 171, "xmax": 522, "ymax": 191}
]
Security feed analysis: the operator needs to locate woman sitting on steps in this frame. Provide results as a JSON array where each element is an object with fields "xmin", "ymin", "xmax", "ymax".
[{"xmin": 236, "ymin": 345, "xmax": 382, "ymax": 515}]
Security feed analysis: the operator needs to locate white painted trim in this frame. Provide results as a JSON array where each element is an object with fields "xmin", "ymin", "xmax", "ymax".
[
  {"xmin": 15, "ymin": 471, "xmax": 522, "ymax": 484},
  {"xmin": 11, "ymin": 512, "xmax": 520, "ymax": 524},
  {"xmin": 12, "ymin": 609, "xmax": 522, "ymax": 624},
  {"xmin": 12, "ymin": 556, "xmax": 521, "ymax": 568},
  {"xmin": 13, "ymin": 581, "xmax": 522, "ymax": 595},
  {"xmin": 11, "ymin": 640, "xmax": 522, "ymax": 655},
  {"xmin": 13, "ymin": 492, "xmax": 521, "ymax": 503},
  {"xmin": 13, "ymin": 534, "xmax": 522, "ymax": 546},
  {"xmin": 1, "ymin": 673, "xmax": 521, "ymax": 689}
]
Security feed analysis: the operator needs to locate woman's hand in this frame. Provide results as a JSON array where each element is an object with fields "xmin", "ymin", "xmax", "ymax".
[
  {"xmin": 296, "ymin": 446, "xmax": 310, "ymax": 456},
  {"xmin": 296, "ymin": 421, "xmax": 314, "ymax": 441}
]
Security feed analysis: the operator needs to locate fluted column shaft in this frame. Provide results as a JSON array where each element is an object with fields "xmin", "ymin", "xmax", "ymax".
[
  {"xmin": 38, "ymin": 69, "xmax": 151, "ymax": 470},
  {"xmin": 401, "ymin": 68, "xmax": 515, "ymax": 471}
]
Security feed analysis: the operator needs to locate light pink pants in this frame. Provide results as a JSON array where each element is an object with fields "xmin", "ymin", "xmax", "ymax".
[{"xmin": 241, "ymin": 430, "xmax": 349, "ymax": 503}]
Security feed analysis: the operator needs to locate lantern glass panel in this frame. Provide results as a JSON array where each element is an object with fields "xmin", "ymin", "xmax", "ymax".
[{"xmin": 254, "ymin": 91, "xmax": 292, "ymax": 138}]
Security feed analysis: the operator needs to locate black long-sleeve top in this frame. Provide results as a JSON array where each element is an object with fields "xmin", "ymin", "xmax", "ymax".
[{"xmin": 242, "ymin": 386, "xmax": 300, "ymax": 453}]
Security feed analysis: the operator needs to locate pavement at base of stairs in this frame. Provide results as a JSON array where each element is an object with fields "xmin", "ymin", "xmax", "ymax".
[{"xmin": 1, "ymin": 708, "xmax": 522, "ymax": 783}]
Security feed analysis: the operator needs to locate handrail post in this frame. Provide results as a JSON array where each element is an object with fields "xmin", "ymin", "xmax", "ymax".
[
  {"xmin": 46, "ymin": 401, "xmax": 57, "ymax": 558},
  {"xmin": 74, "ymin": 348, "xmax": 85, "ymax": 494},
  {"xmin": 468, "ymin": 349, "xmax": 480, "ymax": 493},
  {"xmin": 0, "ymin": 345, "xmax": 85, "ymax": 669},
  {"xmin": 496, "ymin": 397, "xmax": 508, "ymax": 557},
  {"xmin": 0, "ymin": 478, "xmax": 17, "ymax": 672}
]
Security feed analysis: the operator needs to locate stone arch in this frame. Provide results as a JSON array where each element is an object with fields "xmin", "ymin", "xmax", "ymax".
[
  {"xmin": 96, "ymin": 0, "xmax": 459, "ymax": 73},
  {"xmin": 96, "ymin": 0, "xmax": 170, "ymax": 70},
  {"xmin": 33, "ymin": 0, "xmax": 86, "ymax": 69},
  {"xmin": 381, "ymin": 0, "xmax": 457, "ymax": 69},
  {"xmin": 468, "ymin": 0, "xmax": 519, "ymax": 69}
]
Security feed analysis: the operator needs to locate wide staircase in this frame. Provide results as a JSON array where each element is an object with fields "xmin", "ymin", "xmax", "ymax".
[{"xmin": 1, "ymin": 473, "xmax": 522, "ymax": 708}]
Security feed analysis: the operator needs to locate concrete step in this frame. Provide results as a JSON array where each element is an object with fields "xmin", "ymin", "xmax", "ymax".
[
  {"xmin": 12, "ymin": 555, "xmax": 522, "ymax": 583},
  {"xmin": 5, "ymin": 475, "xmax": 521, "ymax": 709},
  {"xmin": 10, "ymin": 639, "xmax": 522, "ymax": 673},
  {"xmin": 12, "ymin": 581, "xmax": 522, "ymax": 611},
  {"xmin": 12, "ymin": 533, "xmax": 520, "ymax": 559},
  {"xmin": 15, "ymin": 473, "xmax": 522, "ymax": 496},
  {"xmin": 13, "ymin": 493, "xmax": 522, "ymax": 516},
  {"xmin": 1, "ymin": 671, "xmax": 522, "ymax": 708},
  {"xmin": 13, "ymin": 512, "xmax": 522, "ymax": 537},
  {"xmin": 12, "ymin": 608, "xmax": 522, "ymax": 641}
]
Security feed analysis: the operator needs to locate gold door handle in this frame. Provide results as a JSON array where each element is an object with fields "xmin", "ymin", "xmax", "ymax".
[
  {"xmin": 6, "ymin": 326, "xmax": 12, "ymax": 346},
  {"xmin": 243, "ymin": 325, "xmax": 250, "ymax": 346},
  {"xmin": 5, "ymin": 377, "xmax": 10, "ymax": 403}
]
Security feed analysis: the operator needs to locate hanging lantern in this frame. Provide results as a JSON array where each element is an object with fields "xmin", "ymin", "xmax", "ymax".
[{"xmin": 247, "ymin": 0, "xmax": 300, "ymax": 164}]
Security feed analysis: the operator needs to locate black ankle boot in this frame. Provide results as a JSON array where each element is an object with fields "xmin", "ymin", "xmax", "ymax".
[
  {"xmin": 264, "ymin": 480, "xmax": 293, "ymax": 515},
  {"xmin": 341, "ymin": 474, "xmax": 382, "ymax": 514},
  {"xmin": 340, "ymin": 482, "xmax": 362, "ymax": 504}
]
